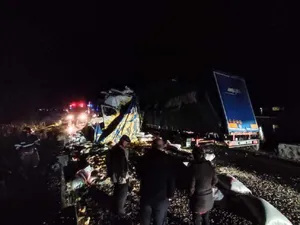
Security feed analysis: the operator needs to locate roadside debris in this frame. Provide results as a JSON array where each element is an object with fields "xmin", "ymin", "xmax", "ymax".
[
  {"xmin": 278, "ymin": 143, "xmax": 300, "ymax": 162},
  {"xmin": 60, "ymin": 133, "xmax": 298, "ymax": 225}
]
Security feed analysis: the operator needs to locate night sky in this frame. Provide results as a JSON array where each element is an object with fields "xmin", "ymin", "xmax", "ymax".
[{"xmin": 1, "ymin": 1, "xmax": 295, "ymax": 122}]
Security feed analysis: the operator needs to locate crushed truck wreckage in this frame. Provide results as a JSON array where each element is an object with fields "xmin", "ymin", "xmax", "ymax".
[
  {"xmin": 50, "ymin": 86, "xmax": 296, "ymax": 225},
  {"xmin": 64, "ymin": 87, "xmax": 143, "ymax": 146},
  {"xmin": 1, "ymin": 92, "xmax": 298, "ymax": 225}
]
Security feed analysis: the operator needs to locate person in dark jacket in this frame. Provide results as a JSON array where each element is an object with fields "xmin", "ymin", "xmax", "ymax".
[
  {"xmin": 106, "ymin": 135, "xmax": 131, "ymax": 216},
  {"xmin": 189, "ymin": 146, "xmax": 218, "ymax": 225},
  {"xmin": 137, "ymin": 138, "xmax": 175, "ymax": 225},
  {"xmin": 14, "ymin": 127, "xmax": 40, "ymax": 179}
]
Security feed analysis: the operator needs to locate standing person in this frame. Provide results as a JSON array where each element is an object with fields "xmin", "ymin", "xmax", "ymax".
[
  {"xmin": 14, "ymin": 127, "xmax": 40, "ymax": 179},
  {"xmin": 106, "ymin": 135, "xmax": 131, "ymax": 216},
  {"xmin": 189, "ymin": 146, "xmax": 218, "ymax": 225},
  {"xmin": 137, "ymin": 138, "xmax": 175, "ymax": 225}
]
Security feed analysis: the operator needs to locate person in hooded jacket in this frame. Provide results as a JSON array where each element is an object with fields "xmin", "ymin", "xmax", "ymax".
[
  {"xmin": 189, "ymin": 146, "xmax": 218, "ymax": 225},
  {"xmin": 137, "ymin": 138, "xmax": 175, "ymax": 225}
]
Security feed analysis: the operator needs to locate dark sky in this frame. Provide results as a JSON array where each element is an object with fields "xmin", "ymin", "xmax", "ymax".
[{"xmin": 0, "ymin": 1, "xmax": 296, "ymax": 121}]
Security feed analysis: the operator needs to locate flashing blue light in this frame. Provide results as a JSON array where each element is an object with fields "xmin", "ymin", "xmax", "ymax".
[{"xmin": 87, "ymin": 101, "xmax": 94, "ymax": 108}]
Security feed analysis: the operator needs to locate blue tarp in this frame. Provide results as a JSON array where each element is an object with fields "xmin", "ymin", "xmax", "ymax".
[{"xmin": 94, "ymin": 123, "xmax": 103, "ymax": 143}]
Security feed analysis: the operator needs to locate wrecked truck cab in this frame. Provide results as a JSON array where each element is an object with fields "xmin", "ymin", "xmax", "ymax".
[
  {"xmin": 63, "ymin": 87, "xmax": 141, "ymax": 145},
  {"xmin": 92, "ymin": 87, "xmax": 141, "ymax": 145}
]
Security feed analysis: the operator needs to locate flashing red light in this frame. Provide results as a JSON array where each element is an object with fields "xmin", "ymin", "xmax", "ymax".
[{"xmin": 70, "ymin": 102, "xmax": 86, "ymax": 108}]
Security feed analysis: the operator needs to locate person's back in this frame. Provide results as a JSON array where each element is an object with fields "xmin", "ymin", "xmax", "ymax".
[
  {"xmin": 189, "ymin": 147, "xmax": 218, "ymax": 225},
  {"xmin": 139, "ymin": 149, "xmax": 174, "ymax": 204},
  {"xmin": 108, "ymin": 143, "xmax": 129, "ymax": 183},
  {"xmin": 190, "ymin": 161, "xmax": 216, "ymax": 197},
  {"xmin": 138, "ymin": 138, "xmax": 175, "ymax": 225}
]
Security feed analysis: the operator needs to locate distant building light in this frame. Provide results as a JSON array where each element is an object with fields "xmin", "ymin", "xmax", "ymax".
[
  {"xmin": 272, "ymin": 124, "xmax": 279, "ymax": 132},
  {"xmin": 259, "ymin": 126, "xmax": 265, "ymax": 141},
  {"xmin": 272, "ymin": 107, "xmax": 280, "ymax": 111}
]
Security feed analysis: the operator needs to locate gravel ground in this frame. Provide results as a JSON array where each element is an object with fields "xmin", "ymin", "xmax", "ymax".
[
  {"xmin": 61, "ymin": 140, "xmax": 300, "ymax": 225},
  {"xmin": 217, "ymin": 166, "xmax": 300, "ymax": 224},
  {"xmin": 76, "ymin": 173, "xmax": 253, "ymax": 225},
  {"xmin": 216, "ymin": 147, "xmax": 300, "ymax": 224},
  {"xmin": 2, "ymin": 124, "xmax": 299, "ymax": 224}
]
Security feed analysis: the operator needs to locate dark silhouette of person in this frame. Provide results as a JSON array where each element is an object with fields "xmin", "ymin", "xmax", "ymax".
[
  {"xmin": 14, "ymin": 127, "xmax": 40, "ymax": 179},
  {"xmin": 189, "ymin": 146, "xmax": 218, "ymax": 225},
  {"xmin": 137, "ymin": 138, "xmax": 175, "ymax": 225},
  {"xmin": 106, "ymin": 135, "xmax": 131, "ymax": 216}
]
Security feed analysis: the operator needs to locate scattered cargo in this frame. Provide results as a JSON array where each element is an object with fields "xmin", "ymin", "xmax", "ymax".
[
  {"xmin": 58, "ymin": 133, "xmax": 297, "ymax": 225},
  {"xmin": 1, "ymin": 72, "xmax": 299, "ymax": 225}
]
